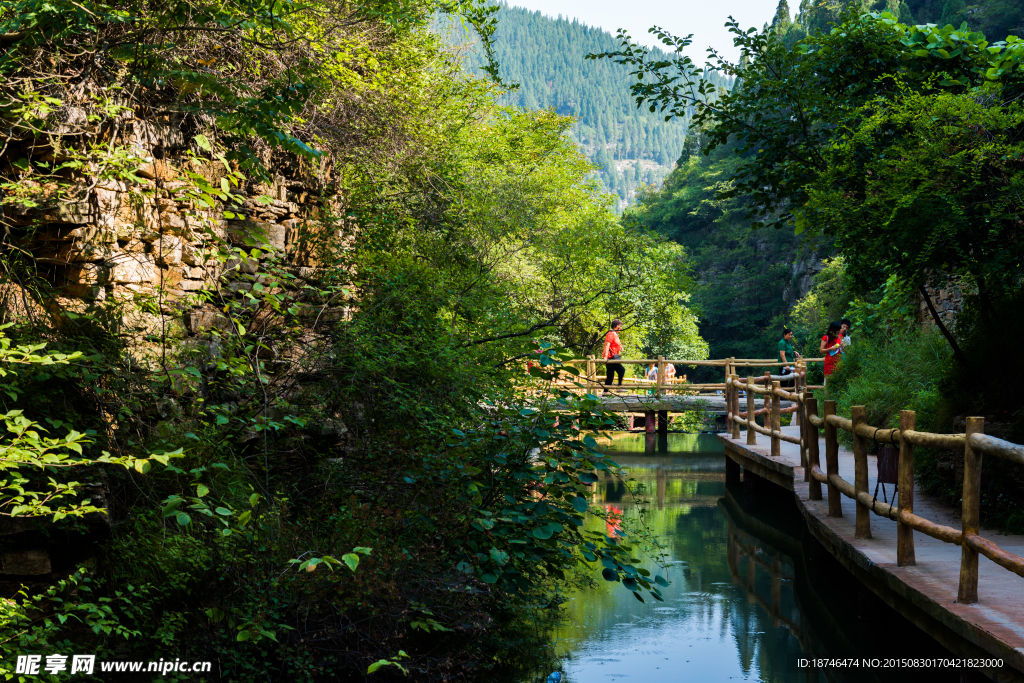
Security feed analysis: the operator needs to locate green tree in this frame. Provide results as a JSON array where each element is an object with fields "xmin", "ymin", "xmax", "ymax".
[
  {"xmin": 898, "ymin": 1, "xmax": 915, "ymax": 24},
  {"xmin": 773, "ymin": 0, "xmax": 793, "ymax": 28},
  {"xmin": 940, "ymin": 0, "xmax": 967, "ymax": 26}
]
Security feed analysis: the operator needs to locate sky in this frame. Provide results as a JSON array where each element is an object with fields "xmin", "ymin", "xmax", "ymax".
[{"xmin": 505, "ymin": 0, "xmax": 781, "ymax": 63}]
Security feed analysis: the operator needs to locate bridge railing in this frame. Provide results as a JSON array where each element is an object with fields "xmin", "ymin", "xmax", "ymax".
[
  {"xmin": 561, "ymin": 356, "xmax": 825, "ymax": 394},
  {"xmin": 723, "ymin": 374, "xmax": 1024, "ymax": 604}
]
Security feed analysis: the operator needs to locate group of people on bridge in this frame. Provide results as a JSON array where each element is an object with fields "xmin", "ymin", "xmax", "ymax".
[{"xmin": 595, "ymin": 317, "xmax": 855, "ymax": 393}]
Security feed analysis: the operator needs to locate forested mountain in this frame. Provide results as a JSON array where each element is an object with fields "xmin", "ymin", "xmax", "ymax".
[
  {"xmin": 783, "ymin": 0, "xmax": 1021, "ymax": 44},
  {"xmin": 440, "ymin": 5, "xmax": 732, "ymax": 207}
]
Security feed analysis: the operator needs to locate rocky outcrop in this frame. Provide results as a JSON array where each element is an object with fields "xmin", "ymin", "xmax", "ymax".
[
  {"xmin": 2, "ymin": 111, "xmax": 352, "ymax": 580},
  {"xmin": 6, "ymin": 110, "xmax": 349, "ymax": 367}
]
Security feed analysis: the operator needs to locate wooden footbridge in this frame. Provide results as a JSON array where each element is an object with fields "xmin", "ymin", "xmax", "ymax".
[
  {"xmin": 717, "ymin": 373, "xmax": 1024, "ymax": 679},
  {"xmin": 548, "ymin": 356, "xmax": 822, "ymax": 432}
]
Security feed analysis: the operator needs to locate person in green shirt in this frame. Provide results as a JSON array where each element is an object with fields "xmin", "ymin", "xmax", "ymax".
[{"xmin": 778, "ymin": 328, "xmax": 802, "ymax": 375}]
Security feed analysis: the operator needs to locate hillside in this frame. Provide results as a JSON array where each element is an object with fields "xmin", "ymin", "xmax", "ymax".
[
  {"xmin": 440, "ymin": 5, "xmax": 732, "ymax": 208},
  {"xmin": 789, "ymin": 0, "xmax": 1022, "ymax": 44}
]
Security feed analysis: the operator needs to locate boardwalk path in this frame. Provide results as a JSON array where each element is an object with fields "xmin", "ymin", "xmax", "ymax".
[{"xmin": 718, "ymin": 427, "xmax": 1024, "ymax": 681}]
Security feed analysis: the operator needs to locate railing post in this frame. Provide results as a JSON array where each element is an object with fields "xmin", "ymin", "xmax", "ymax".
[
  {"xmin": 724, "ymin": 374, "xmax": 733, "ymax": 437},
  {"xmin": 730, "ymin": 375, "xmax": 741, "ymax": 439},
  {"xmin": 806, "ymin": 396, "xmax": 821, "ymax": 500},
  {"xmin": 770, "ymin": 381, "xmax": 781, "ymax": 457},
  {"xmin": 793, "ymin": 362, "xmax": 802, "ymax": 427},
  {"xmin": 958, "ymin": 416, "xmax": 985, "ymax": 604},
  {"xmin": 746, "ymin": 376, "xmax": 756, "ymax": 446},
  {"xmin": 897, "ymin": 410, "xmax": 916, "ymax": 567},
  {"xmin": 799, "ymin": 391, "xmax": 808, "ymax": 480},
  {"xmin": 824, "ymin": 400, "xmax": 842, "ymax": 517},
  {"xmin": 852, "ymin": 405, "xmax": 871, "ymax": 539},
  {"xmin": 657, "ymin": 355, "xmax": 666, "ymax": 396},
  {"xmin": 586, "ymin": 355, "xmax": 595, "ymax": 393}
]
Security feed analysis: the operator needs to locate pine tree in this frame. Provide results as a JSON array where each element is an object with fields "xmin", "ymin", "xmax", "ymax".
[
  {"xmin": 772, "ymin": 0, "xmax": 792, "ymax": 29},
  {"xmin": 796, "ymin": 0, "xmax": 813, "ymax": 26},
  {"xmin": 897, "ymin": 0, "xmax": 914, "ymax": 25},
  {"xmin": 940, "ymin": 0, "xmax": 966, "ymax": 27}
]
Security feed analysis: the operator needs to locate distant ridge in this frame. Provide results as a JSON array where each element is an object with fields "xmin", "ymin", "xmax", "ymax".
[{"xmin": 438, "ymin": 4, "xmax": 733, "ymax": 208}]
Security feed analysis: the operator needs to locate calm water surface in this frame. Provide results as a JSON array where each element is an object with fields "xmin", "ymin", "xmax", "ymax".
[{"xmin": 550, "ymin": 433, "xmax": 808, "ymax": 683}]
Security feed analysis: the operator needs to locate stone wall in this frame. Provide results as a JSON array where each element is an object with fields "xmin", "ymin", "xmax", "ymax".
[
  {"xmin": 1, "ymin": 112, "xmax": 345, "ymax": 582},
  {"xmin": 915, "ymin": 282, "xmax": 966, "ymax": 328}
]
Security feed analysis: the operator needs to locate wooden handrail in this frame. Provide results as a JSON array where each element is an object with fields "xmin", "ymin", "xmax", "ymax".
[
  {"xmin": 571, "ymin": 353, "xmax": 1024, "ymax": 594},
  {"xmin": 968, "ymin": 433, "xmax": 1024, "ymax": 466},
  {"xmin": 790, "ymin": 399, "xmax": 1024, "ymax": 603},
  {"xmin": 825, "ymin": 414, "xmax": 853, "ymax": 432},
  {"xmin": 565, "ymin": 357, "xmax": 826, "ymax": 366}
]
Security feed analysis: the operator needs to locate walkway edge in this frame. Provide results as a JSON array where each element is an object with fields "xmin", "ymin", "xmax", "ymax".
[{"xmin": 719, "ymin": 434, "xmax": 1024, "ymax": 681}]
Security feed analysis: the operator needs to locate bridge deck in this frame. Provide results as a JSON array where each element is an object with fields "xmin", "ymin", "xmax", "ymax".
[
  {"xmin": 718, "ymin": 427, "xmax": 1024, "ymax": 678},
  {"xmin": 552, "ymin": 392, "xmax": 792, "ymax": 415}
]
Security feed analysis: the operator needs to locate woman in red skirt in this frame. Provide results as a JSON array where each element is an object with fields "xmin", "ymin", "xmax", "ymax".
[{"xmin": 820, "ymin": 321, "xmax": 843, "ymax": 383}]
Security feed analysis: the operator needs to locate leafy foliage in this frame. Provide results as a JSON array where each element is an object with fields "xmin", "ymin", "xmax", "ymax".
[{"xmin": 0, "ymin": 1, "xmax": 699, "ymax": 679}]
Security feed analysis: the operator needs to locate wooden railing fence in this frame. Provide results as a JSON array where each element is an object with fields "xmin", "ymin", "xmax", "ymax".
[
  {"xmin": 563, "ymin": 357, "xmax": 825, "ymax": 395},
  {"xmin": 723, "ymin": 374, "xmax": 1024, "ymax": 604}
]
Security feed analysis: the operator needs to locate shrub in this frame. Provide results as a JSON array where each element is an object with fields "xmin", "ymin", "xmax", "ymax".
[{"xmin": 823, "ymin": 327, "xmax": 952, "ymax": 433}]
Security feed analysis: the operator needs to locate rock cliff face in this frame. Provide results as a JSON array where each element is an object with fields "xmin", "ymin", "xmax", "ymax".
[
  {"xmin": 2, "ymin": 110, "xmax": 344, "ymax": 582},
  {"xmin": 6, "ymin": 111, "xmax": 348, "ymax": 362},
  {"xmin": 786, "ymin": 253, "xmax": 827, "ymax": 307}
]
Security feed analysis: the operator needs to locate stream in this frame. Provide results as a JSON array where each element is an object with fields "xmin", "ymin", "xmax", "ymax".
[{"xmin": 542, "ymin": 432, "xmax": 963, "ymax": 683}]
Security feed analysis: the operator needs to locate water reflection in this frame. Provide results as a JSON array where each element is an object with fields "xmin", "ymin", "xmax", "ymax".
[
  {"xmin": 547, "ymin": 433, "xmax": 962, "ymax": 683},
  {"xmin": 552, "ymin": 434, "xmax": 811, "ymax": 682}
]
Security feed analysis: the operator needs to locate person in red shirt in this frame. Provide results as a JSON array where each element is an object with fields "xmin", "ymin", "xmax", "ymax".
[
  {"xmin": 603, "ymin": 319, "xmax": 625, "ymax": 392},
  {"xmin": 820, "ymin": 321, "xmax": 843, "ymax": 382}
]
